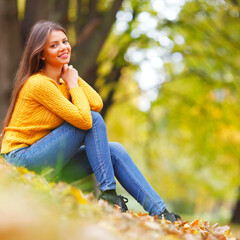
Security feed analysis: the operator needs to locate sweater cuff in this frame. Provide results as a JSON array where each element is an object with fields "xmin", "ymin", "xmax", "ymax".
[{"xmin": 69, "ymin": 86, "xmax": 82, "ymax": 95}]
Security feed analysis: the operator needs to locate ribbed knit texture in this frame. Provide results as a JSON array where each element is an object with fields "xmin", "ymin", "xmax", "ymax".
[{"xmin": 1, "ymin": 73, "xmax": 103, "ymax": 154}]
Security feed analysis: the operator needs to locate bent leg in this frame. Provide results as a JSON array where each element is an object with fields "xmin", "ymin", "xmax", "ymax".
[
  {"xmin": 58, "ymin": 112, "xmax": 116, "ymax": 190},
  {"xmin": 109, "ymin": 142, "xmax": 166, "ymax": 216},
  {"xmin": 84, "ymin": 111, "xmax": 116, "ymax": 191},
  {"xmin": 60, "ymin": 145, "xmax": 93, "ymax": 183},
  {"xmin": 16, "ymin": 122, "xmax": 87, "ymax": 173},
  {"xmin": 5, "ymin": 112, "xmax": 116, "ymax": 192}
]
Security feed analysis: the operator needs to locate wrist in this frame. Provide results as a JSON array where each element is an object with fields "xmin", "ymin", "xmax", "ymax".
[{"xmin": 67, "ymin": 82, "xmax": 79, "ymax": 89}]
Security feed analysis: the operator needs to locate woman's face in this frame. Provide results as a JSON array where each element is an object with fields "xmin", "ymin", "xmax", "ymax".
[{"xmin": 42, "ymin": 30, "xmax": 71, "ymax": 68}]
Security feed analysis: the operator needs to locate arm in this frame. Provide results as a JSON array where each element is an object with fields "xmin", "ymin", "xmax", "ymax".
[
  {"xmin": 78, "ymin": 77, "xmax": 103, "ymax": 112},
  {"xmin": 29, "ymin": 76, "xmax": 92, "ymax": 130}
]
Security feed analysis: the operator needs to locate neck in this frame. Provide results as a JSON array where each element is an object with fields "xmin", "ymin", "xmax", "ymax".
[{"xmin": 42, "ymin": 65, "xmax": 62, "ymax": 84}]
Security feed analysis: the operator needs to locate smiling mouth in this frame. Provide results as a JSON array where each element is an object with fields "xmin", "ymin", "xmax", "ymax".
[{"xmin": 58, "ymin": 52, "xmax": 69, "ymax": 58}]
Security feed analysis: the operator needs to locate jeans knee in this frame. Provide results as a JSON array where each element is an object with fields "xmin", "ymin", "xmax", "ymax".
[
  {"xmin": 109, "ymin": 142, "xmax": 127, "ymax": 167},
  {"xmin": 109, "ymin": 142, "xmax": 126, "ymax": 156},
  {"xmin": 63, "ymin": 122, "xmax": 84, "ymax": 135},
  {"xmin": 91, "ymin": 111, "xmax": 105, "ymax": 126}
]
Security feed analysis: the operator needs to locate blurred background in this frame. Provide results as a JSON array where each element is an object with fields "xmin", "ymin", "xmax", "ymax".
[{"xmin": 0, "ymin": 0, "xmax": 239, "ymax": 225}]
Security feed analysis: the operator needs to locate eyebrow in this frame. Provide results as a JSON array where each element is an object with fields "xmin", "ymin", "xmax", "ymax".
[{"xmin": 49, "ymin": 37, "xmax": 68, "ymax": 44}]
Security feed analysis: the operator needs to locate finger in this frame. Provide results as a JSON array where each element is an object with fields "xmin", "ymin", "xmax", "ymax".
[{"xmin": 63, "ymin": 64, "xmax": 68, "ymax": 71}]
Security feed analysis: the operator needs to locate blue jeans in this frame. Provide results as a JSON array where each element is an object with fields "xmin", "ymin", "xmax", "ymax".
[{"xmin": 3, "ymin": 111, "xmax": 166, "ymax": 215}]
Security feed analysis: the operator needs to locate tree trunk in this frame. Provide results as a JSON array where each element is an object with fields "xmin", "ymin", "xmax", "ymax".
[
  {"xmin": 231, "ymin": 187, "xmax": 240, "ymax": 224},
  {"xmin": 21, "ymin": 0, "xmax": 50, "ymax": 44},
  {"xmin": 49, "ymin": 0, "xmax": 70, "ymax": 29},
  {"xmin": 73, "ymin": 0, "xmax": 123, "ymax": 85},
  {"xmin": 0, "ymin": 0, "xmax": 21, "ymax": 125},
  {"xmin": 101, "ymin": 67, "xmax": 122, "ymax": 118}
]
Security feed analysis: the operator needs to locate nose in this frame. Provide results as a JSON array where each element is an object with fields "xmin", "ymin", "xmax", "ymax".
[{"xmin": 59, "ymin": 43, "xmax": 67, "ymax": 51}]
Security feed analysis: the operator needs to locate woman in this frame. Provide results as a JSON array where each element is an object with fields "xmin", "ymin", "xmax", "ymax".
[{"xmin": 0, "ymin": 21, "xmax": 180, "ymax": 222}]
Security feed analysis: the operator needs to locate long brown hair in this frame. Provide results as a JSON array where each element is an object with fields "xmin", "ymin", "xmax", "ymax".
[{"xmin": 0, "ymin": 21, "xmax": 67, "ymax": 149}]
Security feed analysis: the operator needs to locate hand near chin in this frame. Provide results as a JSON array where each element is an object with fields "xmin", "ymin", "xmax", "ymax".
[{"xmin": 61, "ymin": 64, "xmax": 79, "ymax": 89}]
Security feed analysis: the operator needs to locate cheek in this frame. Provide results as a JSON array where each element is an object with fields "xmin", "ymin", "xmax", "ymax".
[
  {"xmin": 67, "ymin": 44, "xmax": 71, "ymax": 52},
  {"xmin": 48, "ymin": 50, "xmax": 59, "ymax": 58}
]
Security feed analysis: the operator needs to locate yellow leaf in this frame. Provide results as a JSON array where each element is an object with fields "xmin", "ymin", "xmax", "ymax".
[
  {"xmin": 17, "ymin": 166, "xmax": 35, "ymax": 175},
  {"xmin": 69, "ymin": 187, "xmax": 87, "ymax": 204}
]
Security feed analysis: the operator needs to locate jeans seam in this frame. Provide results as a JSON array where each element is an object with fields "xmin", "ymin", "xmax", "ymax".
[
  {"xmin": 111, "ymin": 152, "xmax": 164, "ymax": 214},
  {"xmin": 91, "ymin": 116, "xmax": 109, "ymax": 187}
]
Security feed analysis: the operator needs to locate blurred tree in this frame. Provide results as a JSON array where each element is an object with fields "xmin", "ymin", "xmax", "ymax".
[
  {"xmin": 0, "ymin": 0, "xmax": 21, "ymax": 126},
  {"xmin": 156, "ymin": 0, "xmax": 240, "ymax": 222}
]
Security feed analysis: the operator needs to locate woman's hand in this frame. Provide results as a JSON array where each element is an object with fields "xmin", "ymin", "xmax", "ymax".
[{"xmin": 61, "ymin": 64, "xmax": 79, "ymax": 89}]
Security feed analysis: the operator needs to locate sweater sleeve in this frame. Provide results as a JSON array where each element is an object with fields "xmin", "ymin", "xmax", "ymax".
[
  {"xmin": 78, "ymin": 77, "xmax": 103, "ymax": 112},
  {"xmin": 29, "ymin": 76, "xmax": 92, "ymax": 130}
]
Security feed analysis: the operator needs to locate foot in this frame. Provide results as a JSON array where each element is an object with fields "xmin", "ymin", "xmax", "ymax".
[
  {"xmin": 159, "ymin": 209, "xmax": 181, "ymax": 223},
  {"xmin": 98, "ymin": 190, "xmax": 128, "ymax": 212}
]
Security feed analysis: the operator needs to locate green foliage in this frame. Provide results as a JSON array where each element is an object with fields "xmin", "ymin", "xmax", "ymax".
[
  {"xmin": 105, "ymin": 0, "xmax": 240, "ymax": 219},
  {"xmin": 161, "ymin": 0, "xmax": 240, "ymax": 200}
]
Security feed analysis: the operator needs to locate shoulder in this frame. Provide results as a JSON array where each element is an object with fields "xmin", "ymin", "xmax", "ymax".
[
  {"xmin": 25, "ymin": 73, "xmax": 61, "ymax": 100},
  {"xmin": 27, "ymin": 73, "xmax": 56, "ymax": 86},
  {"xmin": 26, "ymin": 73, "xmax": 58, "ymax": 90}
]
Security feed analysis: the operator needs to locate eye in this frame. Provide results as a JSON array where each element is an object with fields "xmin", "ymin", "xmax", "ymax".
[
  {"xmin": 63, "ymin": 40, "xmax": 69, "ymax": 44},
  {"xmin": 50, "ymin": 44, "xmax": 57, "ymax": 48}
]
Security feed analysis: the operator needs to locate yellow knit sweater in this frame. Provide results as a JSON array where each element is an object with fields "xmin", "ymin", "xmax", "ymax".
[{"xmin": 1, "ymin": 73, "xmax": 103, "ymax": 154}]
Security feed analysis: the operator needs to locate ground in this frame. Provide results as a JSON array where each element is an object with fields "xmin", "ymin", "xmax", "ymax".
[{"xmin": 0, "ymin": 157, "xmax": 239, "ymax": 240}]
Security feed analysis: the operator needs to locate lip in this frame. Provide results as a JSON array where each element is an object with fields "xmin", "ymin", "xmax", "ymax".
[{"xmin": 58, "ymin": 52, "xmax": 69, "ymax": 58}]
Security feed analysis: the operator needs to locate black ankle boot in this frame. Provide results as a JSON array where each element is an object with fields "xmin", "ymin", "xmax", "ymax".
[
  {"xmin": 159, "ymin": 209, "xmax": 181, "ymax": 223},
  {"xmin": 98, "ymin": 190, "xmax": 128, "ymax": 212}
]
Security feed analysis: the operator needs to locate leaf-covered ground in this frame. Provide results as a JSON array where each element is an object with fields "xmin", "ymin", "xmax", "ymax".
[{"xmin": 0, "ymin": 157, "xmax": 239, "ymax": 240}]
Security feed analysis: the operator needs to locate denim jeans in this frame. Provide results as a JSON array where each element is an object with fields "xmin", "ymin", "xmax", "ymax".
[{"xmin": 3, "ymin": 111, "xmax": 166, "ymax": 215}]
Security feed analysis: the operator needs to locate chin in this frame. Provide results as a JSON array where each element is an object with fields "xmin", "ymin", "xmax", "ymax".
[{"xmin": 59, "ymin": 60, "xmax": 70, "ymax": 66}]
